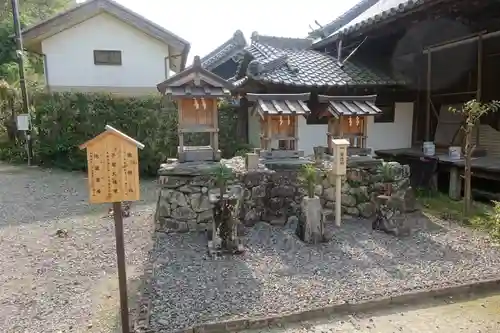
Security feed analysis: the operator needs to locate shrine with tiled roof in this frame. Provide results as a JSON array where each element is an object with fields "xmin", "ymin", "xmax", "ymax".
[
  {"xmin": 195, "ymin": 0, "xmax": 500, "ymax": 161},
  {"xmin": 198, "ymin": 29, "xmax": 405, "ymax": 154}
]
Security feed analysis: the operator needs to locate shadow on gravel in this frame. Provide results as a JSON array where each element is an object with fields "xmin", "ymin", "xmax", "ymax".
[
  {"xmin": 271, "ymin": 212, "xmax": 495, "ymax": 292},
  {"xmin": 143, "ymin": 210, "xmax": 500, "ymax": 332},
  {"xmin": 147, "ymin": 232, "xmax": 263, "ymax": 332}
]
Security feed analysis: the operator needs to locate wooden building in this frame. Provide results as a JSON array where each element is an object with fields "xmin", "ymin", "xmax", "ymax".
[
  {"xmin": 200, "ymin": 30, "xmax": 401, "ymax": 156},
  {"xmin": 310, "ymin": 0, "xmax": 500, "ymax": 198}
]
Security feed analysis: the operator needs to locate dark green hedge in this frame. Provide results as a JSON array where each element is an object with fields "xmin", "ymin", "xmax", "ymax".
[{"xmin": 1, "ymin": 92, "xmax": 251, "ymax": 176}]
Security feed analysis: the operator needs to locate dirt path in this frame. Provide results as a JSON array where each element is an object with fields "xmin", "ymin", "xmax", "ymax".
[{"xmin": 244, "ymin": 294, "xmax": 500, "ymax": 332}]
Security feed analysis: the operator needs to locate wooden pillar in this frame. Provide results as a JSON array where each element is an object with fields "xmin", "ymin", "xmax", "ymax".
[
  {"xmin": 413, "ymin": 65, "xmax": 421, "ymax": 146},
  {"xmin": 475, "ymin": 35, "xmax": 483, "ymax": 146},
  {"xmin": 362, "ymin": 116, "xmax": 368, "ymax": 148},
  {"xmin": 212, "ymin": 100, "xmax": 219, "ymax": 155},
  {"xmin": 293, "ymin": 115, "xmax": 299, "ymax": 151},
  {"xmin": 327, "ymin": 118, "xmax": 333, "ymax": 153},
  {"xmin": 178, "ymin": 103, "xmax": 184, "ymax": 161},
  {"xmin": 238, "ymin": 98, "xmax": 249, "ymax": 144},
  {"xmin": 338, "ymin": 116, "xmax": 344, "ymax": 138},
  {"xmin": 425, "ymin": 50, "xmax": 432, "ymax": 141},
  {"xmin": 266, "ymin": 117, "xmax": 271, "ymax": 150},
  {"xmin": 449, "ymin": 166, "xmax": 462, "ymax": 200}
]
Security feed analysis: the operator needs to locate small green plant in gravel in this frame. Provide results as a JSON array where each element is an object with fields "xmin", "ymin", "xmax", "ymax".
[
  {"xmin": 471, "ymin": 200, "xmax": 500, "ymax": 240},
  {"xmin": 211, "ymin": 163, "xmax": 239, "ymax": 251},
  {"xmin": 379, "ymin": 162, "xmax": 394, "ymax": 182},
  {"xmin": 299, "ymin": 163, "xmax": 318, "ymax": 198},
  {"xmin": 416, "ymin": 190, "xmax": 500, "ymax": 241}
]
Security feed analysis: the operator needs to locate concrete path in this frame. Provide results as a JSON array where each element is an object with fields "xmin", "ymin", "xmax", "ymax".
[{"xmin": 244, "ymin": 294, "xmax": 500, "ymax": 332}]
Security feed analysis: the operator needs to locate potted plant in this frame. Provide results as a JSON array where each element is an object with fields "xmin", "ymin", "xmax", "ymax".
[
  {"xmin": 296, "ymin": 163, "xmax": 325, "ymax": 244},
  {"xmin": 209, "ymin": 163, "xmax": 243, "ymax": 254},
  {"xmin": 380, "ymin": 162, "xmax": 394, "ymax": 196}
]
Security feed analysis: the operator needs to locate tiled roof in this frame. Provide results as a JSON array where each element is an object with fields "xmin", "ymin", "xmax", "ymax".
[
  {"xmin": 157, "ymin": 56, "xmax": 233, "ymax": 97},
  {"xmin": 318, "ymin": 94, "xmax": 382, "ymax": 117},
  {"xmin": 163, "ymin": 86, "xmax": 231, "ymax": 98},
  {"xmin": 237, "ymin": 32, "xmax": 402, "ymax": 88},
  {"xmin": 309, "ymin": 0, "xmax": 380, "ymax": 39},
  {"xmin": 200, "ymin": 30, "xmax": 247, "ymax": 71},
  {"xmin": 250, "ymin": 32, "xmax": 313, "ymax": 50},
  {"xmin": 336, "ymin": 0, "xmax": 427, "ymax": 36},
  {"xmin": 246, "ymin": 93, "xmax": 311, "ymax": 115},
  {"xmin": 314, "ymin": 0, "xmax": 430, "ymax": 47}
]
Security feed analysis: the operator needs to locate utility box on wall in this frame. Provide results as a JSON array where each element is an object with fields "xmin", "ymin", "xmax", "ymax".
[{"xmin": 331, "ymin": 138, "xmax": 350, "ymax": 176}]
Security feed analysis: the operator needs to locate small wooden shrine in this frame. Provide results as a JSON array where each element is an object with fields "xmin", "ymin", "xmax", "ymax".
[
  {"xmin": 317, "ymin": 95, "xmax": 382, "ymax": 154},
  {"xmin": 246, "ymin": 93, "xmax": 310, "ymax": 158},
  {"xmin": 156, "ymin": 56, "xmax": 233, "ymax": 162}
]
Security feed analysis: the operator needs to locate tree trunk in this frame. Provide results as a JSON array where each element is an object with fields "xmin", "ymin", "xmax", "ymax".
[{"xmin": 463, "ymin": 124, "xmax": 473, "ymax": 216}]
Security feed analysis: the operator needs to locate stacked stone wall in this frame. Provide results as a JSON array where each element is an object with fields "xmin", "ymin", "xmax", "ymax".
[{"xmin": 155, "ymin": 157, "xmax": 410, "ymax": 233}]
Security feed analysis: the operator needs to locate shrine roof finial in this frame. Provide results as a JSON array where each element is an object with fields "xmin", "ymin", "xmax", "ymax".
[{"xmin": 193, "ymin": 55, "xmax": 202, "ymax": 68}]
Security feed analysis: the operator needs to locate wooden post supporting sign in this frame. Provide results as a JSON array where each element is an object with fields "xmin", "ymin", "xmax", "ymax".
[{"xmin": 79, "ymin": 125, "xmax": 145, "ymax": 333}]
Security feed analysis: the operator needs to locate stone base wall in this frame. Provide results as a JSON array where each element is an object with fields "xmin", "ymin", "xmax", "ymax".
[
  {"xmin": 156, "ymin": 172, "xmax": 215, "ymax": 233},
  {"xmin": 155, "ymin": 157, "xmax": 410, "ymax": 233},
  {"xmin": 240, "ymin": 170, "xmax": 304, "ymax": 226},
  {"xmin": 318, "ymin": 159, "xmax": 410, "ymax": 218}
]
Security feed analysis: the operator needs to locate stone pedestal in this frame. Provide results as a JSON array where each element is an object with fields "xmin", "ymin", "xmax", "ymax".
[
  {"xmin": 156, "ymin": 160, "xmax": 219, "ymax": 233},
  {"xmin": 245, "ymin": 153, "xmax": 259, "ymax": 170},
  {"xmin": 207, "ymin": 185, "xmax": 244, "ymax": 256},
  {"xmin": 297, "ymin": 196, "xmax": 324, "ymax": 244}
]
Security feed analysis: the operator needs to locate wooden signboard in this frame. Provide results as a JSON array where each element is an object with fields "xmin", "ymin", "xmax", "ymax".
[
  {"xmin": 79, "ymin": 125, "xmax": 145, "ymax": 204},
  {"xmin": 79, "ymin": 125, "xmax": 144, "ymax": 333}
]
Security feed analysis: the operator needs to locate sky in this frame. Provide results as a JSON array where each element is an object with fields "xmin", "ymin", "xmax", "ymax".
[{"xmin": 77, "ymin": 0, "xmax": 359, "ymax": 63}]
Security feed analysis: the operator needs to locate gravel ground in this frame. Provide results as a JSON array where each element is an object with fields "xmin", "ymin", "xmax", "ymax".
[
  {"xmin": 244, "ymin": 293, "xmax": 500, "ymax": 332},
  {"xmin": 0, "ymin": 163, "xmax": 159, "ymax": 333},
  {"xmin": 150, "ymin": 213, "xmax": 500, "ymax": 332}
]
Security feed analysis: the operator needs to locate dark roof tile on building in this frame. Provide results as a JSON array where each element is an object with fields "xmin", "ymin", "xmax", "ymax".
[
  {"xmin": 318, "ymin": 94, "xmax": 382, "ymax": 117},
  {"xmin": 239, "ymin": 32, "xmax": 403, "ymax": 88},
  {"xmin": 250, "ymin": 32, "xmax": 313, "ymax": 50},
  {"xmin": 314, "ymin": 0, "xmax": 430, "ymax": 48},
  {"xmin": 246, "ymin": 93, "xmax": 311, "ymax": 116},
  {"xmin": 309, "ymin": 0, "xmax": 380, "ymax": 39},
  {"xmin": 157, "ymin": 56, "xmax": 233, "ymax": 97},
  {"xmin": 200, "ymin": 30, "xmax": 247, "ymax": 71}
]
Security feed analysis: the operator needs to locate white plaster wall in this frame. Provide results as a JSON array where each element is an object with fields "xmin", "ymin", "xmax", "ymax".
[
  {"xmin": 297, "ymin": 116, "xmax": 327, "ymax": 155},
  {"xmin": 366, "ymin": 102, "xmax": 414, "ymax": 153},
  {"xmin": 41, "ymin": 13, "xmax": 170, "ymax": 88}
]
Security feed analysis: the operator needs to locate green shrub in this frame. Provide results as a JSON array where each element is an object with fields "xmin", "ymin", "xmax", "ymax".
[
  {"xmin": 0, "ymin": 92, "xmax": 244, "ymax": 176},
  {"xmin": 471, "ymin": 200, "xmax": 500, "ymax": 240},
  {"xmin": 0, "ymin": 140, "xmax": 26, "ymax": 163}
]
